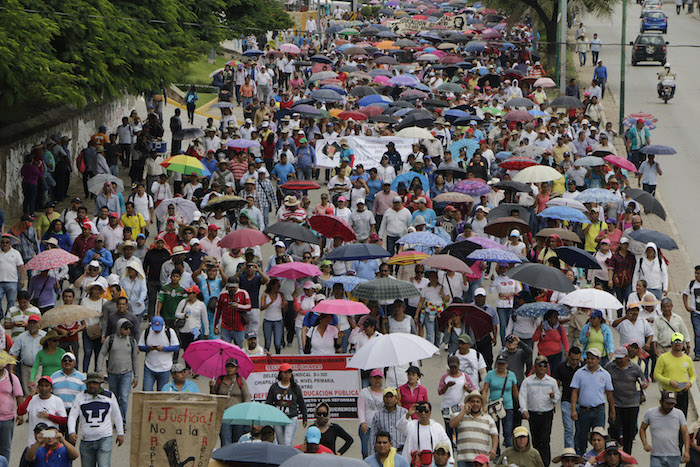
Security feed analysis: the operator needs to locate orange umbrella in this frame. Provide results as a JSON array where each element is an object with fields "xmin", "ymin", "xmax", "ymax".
[
  {"xmin": 387, "ymin": 251, "xmax": 429, "ymax": 266},
  {"xmin": 376, "ymin": 40, "xmax": 397, "ymax": 50},
  {"xmin": 329, "ymin": 108, "xmax": 343, "ymax": 117}
]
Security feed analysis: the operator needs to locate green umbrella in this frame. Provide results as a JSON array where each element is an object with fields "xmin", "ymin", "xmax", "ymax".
[
  {"xmin": 339, "ymin": 28, "xmax": 360, "ymax": 36},
  {"xmin": 222, "ymin": 402, "xmax": 292, "ymax": 426},
  {"xmin": 351, "ymin": 277, "xmax": 420, "ymax": 302},
  {"xmin": 482, "ymin": 106, "xmax": 506, "ymax": 116}
]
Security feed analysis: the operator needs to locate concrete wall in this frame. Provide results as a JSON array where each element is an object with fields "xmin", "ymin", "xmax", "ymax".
[{"xmin": 0, "ymin": 96, "xmax": 138, "ymax": 219}]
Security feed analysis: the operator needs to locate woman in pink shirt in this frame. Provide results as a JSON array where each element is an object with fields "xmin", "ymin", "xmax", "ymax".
[
  {"xmin": 533, "ymin": 309, "xmax": 570, "ymax": 370},
  {"xmin": 398, "ymin": 365, "xmax": 429, "ymax": 419}
]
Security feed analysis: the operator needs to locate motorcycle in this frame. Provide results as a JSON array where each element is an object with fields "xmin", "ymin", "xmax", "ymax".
[{"xmin": 659, "ymin": 77, "xmax": 676, "ymax": 103}]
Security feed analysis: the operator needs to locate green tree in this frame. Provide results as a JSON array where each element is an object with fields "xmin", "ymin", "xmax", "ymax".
[{"xmin": 222, "ymin": 0, "xmax": 293, "ymax": 36}]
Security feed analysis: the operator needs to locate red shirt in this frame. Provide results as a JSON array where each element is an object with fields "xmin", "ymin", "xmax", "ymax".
[
  {"xmin": 294, "ymin": 444, "xmax": 335, "ymax": 454},
  {"xmin": 398, "ymin": 383, "xmax": 429, "ymax": 419},
  {"xmin": 71, "ymin": 234, "xmax": 95, "ymax": 260},
  {"xmin": 214, "ymin": 289, "xmax": 252, "ymax": 331},
  {"xmin": 231, "ymin": 161, "xmax": 248, "ymax": 182}
]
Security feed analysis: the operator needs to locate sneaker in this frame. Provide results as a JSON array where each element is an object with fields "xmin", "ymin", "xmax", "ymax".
[{"xmin": 694, "ymin": 356, "xmax": 700, "ymax": 362}]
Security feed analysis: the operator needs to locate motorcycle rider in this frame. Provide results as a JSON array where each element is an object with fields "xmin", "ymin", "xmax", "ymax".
[{"xmin": 657, "ymin": 63, "xmax": 676, "ymax": 98}]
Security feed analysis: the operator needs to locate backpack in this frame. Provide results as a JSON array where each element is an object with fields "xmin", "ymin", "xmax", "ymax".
[
  {"xmin": 144, "ymin": 325, "xmax": 175, "ymax": 346},
  {"xmin": 106, "ymin": 333, "xmax": 136, "ymax": 354},
  {"xmin": 76, "ymin": 150, "xmax": 87, "ymax": 174},
  {"xmin": 637, "ymin": 253, "xmax": 666, "ymax": 290},
  {"xmin": 213, "ymin": 374, "xmax": 243, "ymax": 394}
]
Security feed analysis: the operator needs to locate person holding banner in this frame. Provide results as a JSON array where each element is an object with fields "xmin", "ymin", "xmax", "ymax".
[{"xmin": 266, "ymin": 363, "xmax": 307, "ymax": 446}]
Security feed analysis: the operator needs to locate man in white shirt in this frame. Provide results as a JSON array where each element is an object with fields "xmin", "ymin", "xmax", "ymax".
[
  {"xmin": 256, "ymin": 66, "xmax": 273, "ymax": 103},
  {"xmin": 378, "ymin": 196, "xmax": 412, "ymax": 256},
  {"xmin": 129, "ymin": 183, "xmax": 155, "ymax": 226},
  {"xmin": 0, "ymin": 235, "xmax": 26, "ymax": 316},
  {"xmin": 612, "ymin": 302, "xmax": 654, "ymax": 348},
  {"xmin": 203, "ymin": 127, "xmax": 221, "ymax": 154},
  {"xmin": 138, "ymin": 317, "xmax": 180, "ymax": 391},
  {"xmin": 454, "ymin": 334, "xmax": 487, "ymax": 387},
  {"xmin": 637, "ymin": 154, "xmax": 662, "ymax": 195},
  {"xmin": 533, "ymin": 130, "xmax": 553, "ymax": 152}
]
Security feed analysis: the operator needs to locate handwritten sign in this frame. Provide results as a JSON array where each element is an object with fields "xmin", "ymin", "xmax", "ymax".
[
  {"xmin": 315, "ymin": 136, "xmax": 416, "ymax": 170},
  {"xmin": 247, "ymin": 355, "xmax": 361, "ymax": 419},
  {"xmin": 130, "ymin": 392, "xmax": 228, "ymax": 467}
]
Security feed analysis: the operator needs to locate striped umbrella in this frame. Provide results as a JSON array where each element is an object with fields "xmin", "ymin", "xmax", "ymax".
[{"xmin": 387, "ymin": 251, "xmax": 430, "ymax": 265}]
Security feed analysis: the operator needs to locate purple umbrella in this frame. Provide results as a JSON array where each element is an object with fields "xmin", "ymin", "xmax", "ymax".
[
  {"xmin": 467, "ymin": 248, "xmax": 522, "ymax": 263},
  {"xmin": 466, "ymin": 236, "xmax": 506, "ymax": 250},
  {"xmin": 452, "ymin": 180, "xmax": 491, "ymax": 196},
  {"xmin": 389, "ymin": 74, "xmax": 420, "ymax": 86},
  {"xmin": 226, "ymin": 139, "xmax": 260, "ymax": 149},
  {"xmin": 293, "ymin": 104, "xmax": 321, "ymax": 116}
]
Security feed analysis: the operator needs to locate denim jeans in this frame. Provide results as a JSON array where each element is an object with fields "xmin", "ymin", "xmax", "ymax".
[
  {"xmin": 262, "ymin": 204, "xmax": 270, "ymax": 229},
  {"xmin": 274, "ymin": 419, "xmax": 299, "ymax": 446},
  {"xmin": 340, "ymin": 328, "xmax": 351, "ymax": 353},
  {"xmin": 296, "ymin": 166, "xmax": 312, "ymax": 180},
  {"xmin": 423, "ymin": 314, "xmax": 440, "ymax": 347},
  {"xmin": 650, "ymin": 456, "xmax": 681, "ymax": 467},
  {"xmin": 0, "ymin": 281, "xmax": 18, "ymax": 318},
  {"xmin": 220, "ymin": 423, "xmax": 246, "ymax": 445},
  {"xmin": 220, "ymin": 328, "xmax": 245, "ymax": 347},
  {"xmin": 263, "ymin": 319, "xmax": 284, "ymax": 354},
  {"xmin": 613, "ymin": 284, "xmax": 633, "ymax": 309},
  {"xmin": 359, "ymin": 424, "xmax": 372, "ymax": 458},
  {"xmin": 575, "ymin": 405, "xmax": 605, "ymax": 454},
  {"xmin": 497, "ymin": 307, "xmax": 512, "ymax": 345},
  {"xmin": 561, "ymin": 401, "xmax": 575, "ymax": 448},
  {"xmin": 82, "ymin": 334, "xmax": 102, "ymax": 373},
  {"xmin": 0, "ymin": 419, "xmax": 14, "ymax": 462},
  {"xmin": 108, "ymin": 372, "xmax": 133, "ymax": 422},
  {"xmin": 691, "ymin": 313, "xmax": 700, "ymax": 358},
  {"xmin": 546, "ymin": 352, "xmax": 564, "ymax": 371},
  {"xmin": 647, "ymin": 287, "xmax": 663, "ymax": 300},
  {"xmin": 499, "ymin": 409, "xmax": 514, "ymax": 447},
  {"xmin": 143, "ymin": 365, "xmax": 170, "ymax": 391},
  {"xmin": 79, "ymin": 436, "xmax": 112, "ymax": 467},
  {"xmin": 578, "ymin": 51, "xmax": 587, "ymax": 66}
]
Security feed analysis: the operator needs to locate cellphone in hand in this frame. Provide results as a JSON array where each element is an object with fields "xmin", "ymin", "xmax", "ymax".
[{"xmin": 41, "ymin": 429, "xmax": 57, "ymax": 439}]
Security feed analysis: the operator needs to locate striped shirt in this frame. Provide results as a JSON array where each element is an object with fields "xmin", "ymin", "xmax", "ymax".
[
  {"xmin": 369, "ymin": 406, "xmax": 408, "ymax": 455},
  {"xmin": 455, "ymin": 412, "xmax": 498, "ymax": 462},
  {"xmin": 50, "ymin": 370, "xmax": 87, "ymax": 409},
  {"xmin": 214, "ymin": 289, "xmax": 252, "ymax": 331}
]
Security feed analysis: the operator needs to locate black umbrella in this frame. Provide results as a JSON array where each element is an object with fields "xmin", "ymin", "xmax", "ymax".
[
  {"xmin": 423, "ymin": 98, "xmax": 450, "ymax": 108},
  {"xmin": 487, "ymin": 203, "xmax": 531, "ymax": 223},
  {"xmin": 439, "ymin": 239, "xmax": 481, "ymax": 266},
  {"xmin": 477, "ymin": 74, "xmax": 501, "ymax": 88},
  {"xmin": 361, "ymin": 26, "xmax": 380, "ymax": 36},
  {"xmin": 349, "ymin": 86, "xmax": 377, "ymax": 97},
  {"xmin": 173, "ymin": 128, "xmax": 205, "ymax": 140},
  {"xmin": 376, "ymin": 56, "xmax": 400, "ymax": 65},
  {"xmin": 624, "ymin": 188, "xmax": 667, "ymax": 220},
  {"xmin": 338, "ymin": 65, "xmax": 358, "ymax": 73},
  {"xmin": 491, "ymin": 180, "xmax": 533, "ymax": 193},
  {"xmin": 264, "ymin": 222, "xmax": 320, "ymax": 245},
  {"xmin": 369, "ymin": 115, "xmax": 398, "ymax": 124},
  {"xmin": 292, "ymin": 60, "xmax": 313, "ymax": 67},
  {"xmin": 391, "ymin": 100, "xmax": 414, "ymax": 108},
  {"xmin": 326, "ymin": 243, "xmax": 391, "ymax": 261},
  {"xmin": 212, "ymin": 443, "xmax": 301, "ymax": 466},
  {"xmin": 591, "ymin": 150, "xmax": 615, "ymax": 158},
  {"xmin": 202, "ymin": 195, "xmax": 247, "ymax": 212},
  {"xmin": 627, "ymin": 229, "xmax": 678, "ymax": 250},
  {"xmin": 396, "ymin": 114, "xmax": 435, "ymax": 130},
  {"xmin": 291, "ymin": 99, "xmax": 315, "ymax": 107},
  {"xmin": 447, "ymin": 33, "xmax": 472, "ymax": 43},
  {"xmin": 435, "ymin": 166, "xmax": 467, "ymax": 178},
  {"xmin": 555, "ymin": 246, "xmax": 601, "ymax": 269},
  {"xmin": 506, "ymin": 263, "xmax": 575, "ymax": 293},
  {"xmin": 549, "ymin": 96, "xmax": 585, "ymax": 109},
  {"xmin": 310, "ymin": 54, "xmax": 332, "ymax": 64}
]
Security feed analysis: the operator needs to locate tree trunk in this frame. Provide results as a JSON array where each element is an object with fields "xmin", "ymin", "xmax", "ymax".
[{"xmin": 544, "ymin": 17, "xmax": 558, "ymax": 64}]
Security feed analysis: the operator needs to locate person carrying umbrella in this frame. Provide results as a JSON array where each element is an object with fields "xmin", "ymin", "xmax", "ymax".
[
  {"xmin": 210, "ymin": 357, "xmax": 250, "ymax": 444},
  {"xmin": 265, "ymin": 363, "xmax": 307, "ymax": 446},
  {"xmin": 416, "ymin": 270, "xmax": 450, "ymax": 347}
]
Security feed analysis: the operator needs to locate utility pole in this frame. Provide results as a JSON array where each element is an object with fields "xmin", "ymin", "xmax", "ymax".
[
  {"xmin": 619, "ymin": 0, "xmax": 627, "ymax": 134},
  {"xmin": 559, "ymin": 0, "xmax": 568, "ymax": 94}
]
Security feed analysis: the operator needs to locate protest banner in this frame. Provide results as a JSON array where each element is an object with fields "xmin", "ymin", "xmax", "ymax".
[
  {"xmin": 248, "ymin": 355, "xmax": 361, "ymax": 419},
  {"xmin": 315, "ymin": 136, "xmax": 416, "ymax": 170},
  {"xmin": 130, "ymin": 392, "xmax": 228, "ymax": 467},
  {"xmin": 387, "ymin": 14, "xmax": 467, "ymax": 33}
]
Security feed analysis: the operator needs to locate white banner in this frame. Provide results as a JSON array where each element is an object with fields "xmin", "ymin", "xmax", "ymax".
[
  {"xmin": 248, "ymin": 355, "xmax": 361, "ymax": 419},
  {"xmin": 315, "ymin": 136, "xmax": 416, "ymax": 170},
  {"xmin": 387, "ymin": 14, "xmax": 468, "ymax": 33}
]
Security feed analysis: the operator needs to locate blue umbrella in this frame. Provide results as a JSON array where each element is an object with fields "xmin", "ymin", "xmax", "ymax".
[
  {"xmin": 324, "ymin": 275, "xmax": 369, "ymax": 292},
  {"xmin": 397, "ymin": 232, "xmax": 448, "ymax": 248},
  {"xmin": 391, "ymin": 172, "xmax": 429, "ymax": 193},
  {"xmin": 495, "ymin": 151, "xmax": 512, "ymax": 161},
  {"xmin": 310, "ymin": 89, "xmax": 344, "ymax": 103},
  {"xmin": 639, "ymin": 145, "xmax": 676, "ymax": 155},
  {"xmin": 627, "ymin": 229, "xmax": 679, "ymax": 250},
  {"xmin": 449, "ymin": 138, "xmax": 479, "ymax": 158},
  {"xmin": 212, "ymin": 442, "xmax": 301, "ymax": 465},
  {"xmin": 326, "ymin": 243, "xmax": 392, "ymax": 261},
  {"xmin": 358, "ymin": 94, "xmax": 393, "ymax": 106},
  {"xmin": 538, "ymin": 206, "xmax": 589, "ymax": 224},
  {"xmin": 243, "ymin": 49, "xmax": 263, "ymax": 56},
  {"xmin": 293, "ymin": 104, "xmax": 321, "ymax": 117},
  {"xmin": 499, "ymin": 42, "xmax": 515, "ymax": 50},
  {"xmin": 222, "ymin": 402, "xmax": 292, "ymax": 425},
  {"xmin": 528, "ymin": 109, "xmax": 548, "ymax": 117},
  {"xmin": 326, "ymin": 25, "xmax": 344, "ymax": 34},
  {"xmin": 320, "ymin": 85, "xmax": 347, "ymax": 95},
  {"xmin": 514, "ymin": 302, "xmax": 571, "ymax": 318},
  {"xmin": 444, "ymin": 109, "xmax": 470, "ymax": 119},
  {"xmin": 555, "ymin": 246, "xmax": 601, "ymax": 269},
  {"xmin": 465, "ymin": 42, "xmax": 486, "ymax": 53},
  {"xmin": 391, "ymin": 107, "xmax": 415, "ymax": 117},
  {"xmin": 576, "ymin": 188, "xmax": 620, "ymax": 204},
  {"xmin": 467, "ymin": 248, "xmax": 522, "ymax": 263}
]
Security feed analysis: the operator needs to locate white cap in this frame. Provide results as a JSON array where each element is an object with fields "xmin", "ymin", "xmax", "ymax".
[
  {"xmin": 509, "ymin": 229, "xmax": 521, "ymax": 238},
  {"xmin": 262, "ymin": 121, "xmax": 269, "ymax": 127},
  {"xmin": 107, "ymin": 274, "xmax": 120, "ymax": 286},
  {"xmin": 474, "ymin": 288, "xmax": 487, "ymax": 297},
  {"xmin": 89, "ymin": 260, "xmax": 100, "ymax": 268},
  {"xmin": 275, "ymin": 241, "xmax": 286, "ymax": 248},
  {"xmin": 620, "ymin": 237, "xmax": 629, "ymax": 244},
  {"xmin": 581, "ymin": 119, "xmax": 589, "ymax": 125},
  {"xmin": 193, "ymin": 211, "xmax": 202, "ymax": 221},
  {"xmin": 190, "ymin": 238, "xmax": 200, "ymax": 246},
  {"xmin": 245, "ymin": 118, "xmax": 252, "ymax": 124}
]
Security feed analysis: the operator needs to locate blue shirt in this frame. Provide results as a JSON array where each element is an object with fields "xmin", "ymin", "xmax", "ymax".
[
  {"xmin": 161, "ymin": 380, "xmax": 200, "ymax": 393},
  {"xmin": 198, "ymin": 277, "xmax": 223, "ymax": 308},
  {"xmin": 295, "ymin": 145, "xmax": 316, "ymax": 168},
  {"xmin": 352, "ymin": 259, "xmax": 380, "ymax": 281},
  {"xmin": 593, "ymin": 65, "xmax": 608, "ymax": 81},
  {"xmin": 570, "ymin": 365, "xmax": 614, "ymax": 407},
  {"xmin": 202, "ymin": 158, "xmax": 218, "ymax": 177},
  {"xmin": 271, "ymin": 163, "xmax": 296, "ymax": 183},
  {"xmin": 365, "ymin": 453, "xmax": 411, "ymax": 467},
  {"xmin": 484, "ymin": 370, "xmax": 517, "ymax": 409},
  {"xmin": 411, "ymin": 208, "xmax": 437, "ymax": 226},
  {"xmin": 35, "ymin": 445, "xmax": 72, "ymax": 467}
]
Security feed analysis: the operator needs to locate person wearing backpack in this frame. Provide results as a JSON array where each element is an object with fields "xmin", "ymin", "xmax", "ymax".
[
  {"xmin": 184, "ymin": 85, "xmax": 198, "ymax": 125},
  {"xmin": 138, "ymin": 316, "xmax": 179, "ymax": 391},
  {"xmin": 631, "ymin": 242, "xmax": 669, "ymax": 300},
  {"xmin": 682, "ymin": 266, "xmax": 700, "ymax": 361},
  {"xmin": 265, "ymin": 363, "xmax": 307, "ymax": 446},
  {"xmin": 210, "ymin": 357, "xmax": 250, "ymax": 444},
  {"xmin": 96, "ymin": 319, "xmax": 138, "ymax": 425}
]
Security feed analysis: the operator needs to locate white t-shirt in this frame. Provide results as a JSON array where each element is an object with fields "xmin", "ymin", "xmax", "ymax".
[
  {"xmin": 683, "ymin": 280, "xmax": 700, "ymax": 313},
  {"xmin": 138, "ymin": 328, "xmax": 180, "ymax": 372},
  {"xmin": 441, "ymin": 372, "xmax": 467, "ymax": 409},
  {"xmin": 27, "ymin": 395, "xmax": 67, "ymax": 445},
  {"xmin": 308, "ymin": 325, "xmax": 339, "ymax": 355},
  {"xmin": 408, "ymin": 277, "xmax": 429, "ymax": 308},
  {"xmin": 388, "ymin": 315, "xmax": 413, "ymax": 334},
  {"xmin": 0, "ymin": 248, "xmax": 24, "ymax": 282},
  {"xmin": 456, "ymin": 349, "xmax": 486, "ymax": 386},
  {"xmin": 131, "ymin": 192, "xmax": 154, "ymax": 222}
]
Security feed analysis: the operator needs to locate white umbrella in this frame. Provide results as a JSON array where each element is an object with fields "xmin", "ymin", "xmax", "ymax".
[
  {"xmin": 346, "ymin": 333, "xmax": 438, "ymax": 370},
  {"xmin": 560, "ymin": 288, "xmax": 624, "ymax": 310},
  {"xmin": 546, "ymin": 198, "xmax": 588, "ymax": 212},
  {"xmin": 154, "ymin": 197, "xmax": 198, "ymax": 223},
  {"xmin": 395, "ymin": 126, "xmax": 435, "ymax": 140},
  {"xmin": 87, "ymin": 174, "xmax": 124, "ymax": 195},
  {"xmin": 513, "ymin": 165, "xmax": 562, "ymax": 183}
]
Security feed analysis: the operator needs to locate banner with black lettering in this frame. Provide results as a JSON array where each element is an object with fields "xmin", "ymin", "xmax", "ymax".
[{"xmin": 314, "ymin": 136, "xmax": 415, "ymax": 170}]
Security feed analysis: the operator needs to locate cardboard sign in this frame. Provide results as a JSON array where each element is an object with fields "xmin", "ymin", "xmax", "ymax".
[
  {"xmin": 315, "ymin": 136, "xmax": 416, "ymax": 169},
  {"xmin": 130, "ymin": 392, "xmax": 228, "ymax": 467},
  {"xmin": 247, "ymin": 355, "xmax": 361, "ymax": 419}
]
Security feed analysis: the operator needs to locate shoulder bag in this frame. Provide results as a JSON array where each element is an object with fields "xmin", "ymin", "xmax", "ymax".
[{"xmin": 487, "ymin": 372, "xmax": 509, "ymax": 422}]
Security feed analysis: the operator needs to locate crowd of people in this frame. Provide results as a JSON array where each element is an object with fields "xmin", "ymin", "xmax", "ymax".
[{"xmin": 3, "ymin": 6, "xmax": 698, "ymax": 467}]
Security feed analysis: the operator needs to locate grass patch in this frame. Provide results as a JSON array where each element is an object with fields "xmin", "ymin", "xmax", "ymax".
[
  {"xmin": 184, "ymin": 55, "xmax": 231, "ymax": 85},
  {"xmin": 196, "ymin": 93, "xmax": 219, "ymax": 109}
]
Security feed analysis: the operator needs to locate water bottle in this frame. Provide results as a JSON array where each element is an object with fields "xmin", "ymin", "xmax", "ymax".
[{"xmin": 502, "ymin": 457, "xmax": 509, "ymax": 467}]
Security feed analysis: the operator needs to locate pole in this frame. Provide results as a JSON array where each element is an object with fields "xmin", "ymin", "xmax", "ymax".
[
  {"xmin": 559, "ymin": 0, "xmax": 568, "ymax": 94},
  {"xmin": 619, "ymin": 0, "xmax": 627, "ymax": 135},
  {"xmin": 555, "ymin": 7, "xmax": 561, "ymax": 87}
]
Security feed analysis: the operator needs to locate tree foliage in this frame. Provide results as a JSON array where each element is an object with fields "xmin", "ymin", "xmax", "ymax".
[{"xmin": 0, "ymin": 0, "xmax": 292, "ymax": 108}]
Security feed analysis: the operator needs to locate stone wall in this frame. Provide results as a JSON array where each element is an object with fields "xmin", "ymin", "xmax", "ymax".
[{"xmin": 0, "ymin": 96, "xmax": 138, "ymax": 219}]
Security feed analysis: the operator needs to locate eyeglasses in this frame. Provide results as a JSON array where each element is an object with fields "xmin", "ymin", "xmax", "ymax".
[
  {"xmin": 416, "ymin": 406, "xmax": 430, "ymax": 413},
  {"xmin": 537, "ymin": 362, "xmax": 548, "ymax": 367},
  {"xmin": 315, "ymin": 411, "xmax": 328, "ymax": 416}
]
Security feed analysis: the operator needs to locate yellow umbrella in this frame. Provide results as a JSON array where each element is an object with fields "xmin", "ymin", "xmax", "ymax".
[
  {"xmin": 376, "ymin": 40, "xmax": 397, "ymax": 50},
  {"xmin": 0, "ymin": 350, "xmax": 17, "ymax": 367},
  {"xmin": 329, "ymin": 108, "xmax": 343, "ymax": 117},
  {"xmin": 387, "ymin": 251, "xmax": 430, "ymax": 266}
]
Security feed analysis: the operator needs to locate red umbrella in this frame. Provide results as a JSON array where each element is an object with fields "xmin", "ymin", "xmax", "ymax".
[
  {"xmin": 604, "ymin": 154, "xmax": 638, "ymax": 173},
  {"xmin": 183, "ymin": 340, "xmax": 254, "ymax": 379},
  {"xmin": 279, "ymin": 180, "xmax": 321, "ymax": 190},
  {"xmin": 25, "ymin": 249, "xmax": 80, "ymax": 270},
  {"xmin": 437, "ymin": 304, "xmax": 494, "ymax": 339},
  {"xmin": 499, "ymin": 156, "xmax": 538, "ymax": 170},
  {"xmin": 312, "ymin": 63, "xmax": 332, "ymax": 73},
  {"xmin": 504, "ymin": 110, "xmax": 535, "ymax": 122},
  {"xmin": 419, "ymin": 254, "xmax": 472, "ymax": 274},
  {"xmin": 359, "ymin": 106, "xmax": 384, "ymax": 117},
  {"xmin": 439, "ymin": 55, "xmax": 462, "ymax": 64},
  {"xmin": 267, "ymin": 262, "xmax": 322, "ymax": 280},
  {"xmin": 412, "ymin": 14, "xmax": 428, "ymax": 19},
  {"xmin": 219, "ymin": 229, "xmax": 269, "ymax": 250},
  {"xmin": 308, "ymin": 214, "xmax": 356, "ymax": 242},
  {"xmin": 338, "ymin": 110, "xmax": 368, "ymax": 121}
]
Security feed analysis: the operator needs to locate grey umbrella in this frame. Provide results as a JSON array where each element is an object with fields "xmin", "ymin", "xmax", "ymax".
[
  {"xmin": 280, "ymin": 454, "xmax": 367, "ymax": 467},
  {"xmin": 628, "ymin": 228, "xmax": 677, "ymax": 250},
  {"xmin": 173, "ymin": 128, "xmax": 205, "ymax": 140},
  {"xmin": 623, "ymin": 188, "xmax": 667, "ymax": 220},
  {"xmin": 549, "ymin": 96, "xmax": 585, "ymax": 109},
  {"xmin": 487, "ymin": 203, "xmax": 531, "ymax": 223},
  {"xmin": 349, "ymin": 86, "xmax": 377, "ymax": 97},
  {"xmin": 506, "ymin": 263, "xmax": 575, "ymax": 293},
  {"xmin": 210, "ymin": 102, "xmax": 237, "ymax": 109},
  {"xmin": 504, "ymin": 97, "xmax": 536, "ymax": 109}
]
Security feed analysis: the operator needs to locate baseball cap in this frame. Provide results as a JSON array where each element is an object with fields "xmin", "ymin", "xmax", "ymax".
[
  {"xmin": 306, "ymin": 426, "xmax": 322, "ymax": 444},
  {"xmin": 171, "ymin": 363, "xmax": 186, "ymax": 373},
  {"xmin": 586, "ymin": 348, "xmax": 602, "ymax": 358},
  {"xmin": 383, "ymin": 387, "xmax": 398, "ymax": 396},
  {"xmin": 612, "ymin": 347, "xmax": 627, "ymax": 359},
  {"xmin": 274, "ymin": 241, "xmax": 286, "ymax": 248},
  {"xmin": 28, "ymin": 314, "xmax": 41, "ymax": 322},
  {"xmin": 605, "ymin": 440, "xmax": 621, "ymax": 452},
  {"xmin": 370, "ymin": 369, "xmax": 384, "ymax": 378},
  {"xmin": 38, "ymin": 376, "xmax": 53, "ymax": 386},
  {"xmin": 444, "ymin": 205, "xmax": 457, "ymax": 212},
  {"xmin": 662, "ymin": 390, "xmax": 678, "ymax": 403},
  {"xmin": 151, "ymin": 316, "xmax": 164, "ymax": 331},
  {"xmin": 672, "ymin": 332, "xmax": 685, "ymax": 342},
  {"xmin": 434, "ymin": 442, "xmax": 451, "ymax": 453},
  {"xmin": 225, "ymin": 357, "xmax": 239, "ymax": 367},
  {"xmin": 62, "ymin": 352, "xmax": 77, "ymax": 362},
  {"xmin": 495, "ymin": 353, "xmax": 508, "ymax": 364},
  {"xmin": 185, "ymin": 285, "xmax": 200, "ymax": 294},
  {"xmin": 393, "ymin": 196, "xmax": 402, "ymax": 203},
  {"xmin": 513, "ymin": 426, "xmax": 529, "ymax": 438},
  {"xmin": 474, "ymin": 288, "xmax": 486, "ymax": 297},
  {"xmin": 473, "ymin": 454, "xmax": 490, "ymax": 465},
  {"xmin": 620, "ymin": 237, "xmax": 629, "ymax": 244},
  {"xmin": 509, "ymin": 229, "xmax": 520, "ymax": 237},
  {"xmin": 458, "ymin": 334, "xmax": 471, "ymax": 344},
  {"xmin": 208, "ymin": 224, "xmax": 220, "ymax": 231},
  {"xmin": 190, "ymin": 238, "xmax": 200, "ymax": 246},
  {"xmin": 279, "ymin": 363, "xmax": 292, "ymax": 372},
  {"xmin": 406, "ymin": 365, "xmax": 422, "ymax": 376},
  {"xmin": 535, "ymin": 355, "xmax": 549, "ymax": 365},
  {"xmin": 88, "ymin": 260, "xmax": 101, "ymax": 268},
  {"xmin": 590, "ymin": 309, "xmax": 603, "ymax": 319}
]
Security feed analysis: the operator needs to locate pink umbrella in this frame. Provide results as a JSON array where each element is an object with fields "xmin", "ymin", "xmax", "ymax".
[
  {"xmin": 419, "ymin": 254, "xmax": 472, "ymax": 274},
  {"xmin": 268, "ymin": 262, "xmax": 322, "ymax": 280},
  {"xmin": 25, "ymin": 249, "xmax": 80, "ymax": 270},
  {"xmin": 280, "ymin": 43, "xmax": 301, "ymax": 54},
  {"xmin": 312, "ymin": 63, "xmax": 332, "ymax": 73},
  {"xmin": 312, "ymin": 299, "xmax": 371, "ymax": 316},
  {"xmin": 604, "ymin": 154, "xmax": 638, "ymax": 173},
  {"xmin": 466, "ymin": 236, "xmax": 506, "ymax": 250},
  {"xmin": 373, "ymin": 75, "xmax": 390, "ymax": 84},
  {"xmin": 219, "ymin": 229, "xmax": 270, "ymax": 249},
  {"xmin": 359, "ymin": 106, "xmax": 384, "ymax": 117},
  {"xmin": 182, "ymin": 339, "xmax": 254, "ymax": 379}
]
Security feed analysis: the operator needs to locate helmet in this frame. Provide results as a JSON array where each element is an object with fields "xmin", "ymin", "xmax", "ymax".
[{"xmin": 664, "ymin": 63, "xmax": 671, "ymax": 68}]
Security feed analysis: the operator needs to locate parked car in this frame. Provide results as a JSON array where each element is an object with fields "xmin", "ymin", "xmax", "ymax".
[
  {"xmin": 630, "ymin": 33, "xmax": 668, "ymax": 65},
  {"xmin": 641, "ymin": 10, "xmax": 668, "ymax": 33},
  {"xmin": 640, "ymin": 0, "xmax": 662, "ymax": 16}
]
